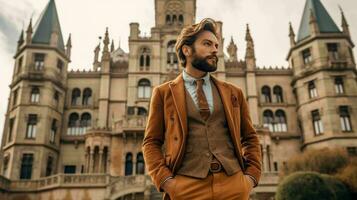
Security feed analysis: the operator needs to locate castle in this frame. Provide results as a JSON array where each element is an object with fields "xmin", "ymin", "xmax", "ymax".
[{"xmin": 0, "ymin": 0, "xmax": 356, "ymax": 199}]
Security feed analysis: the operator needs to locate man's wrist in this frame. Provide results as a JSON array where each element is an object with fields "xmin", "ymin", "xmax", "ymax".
[{"xmin": 160, "ymin": 176, "xmax": 174, "ymax": 190}]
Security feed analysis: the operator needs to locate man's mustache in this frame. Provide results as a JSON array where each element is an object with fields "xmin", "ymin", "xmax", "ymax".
[{"xmin": 206, "ymin": 55, "xmax": 218, "ymax": 61}]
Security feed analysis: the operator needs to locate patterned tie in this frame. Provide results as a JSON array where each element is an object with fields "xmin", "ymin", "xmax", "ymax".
[{"xmin": 195, "ymin": 79, "xmax": 210, "ymax": 121}]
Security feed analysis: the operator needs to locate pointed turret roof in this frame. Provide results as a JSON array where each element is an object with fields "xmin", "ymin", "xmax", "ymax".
[
  {"xmin": 297, "ymin": 0, "xmax": 340, "ymax": 42},
  {"xmin": 32, "ymin": 0, "xmax": 65, "ymax": 50}
]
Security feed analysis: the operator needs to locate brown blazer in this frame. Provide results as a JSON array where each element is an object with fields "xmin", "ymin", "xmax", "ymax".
[{"xmin": 142, "ymin": 73, "xmax": 262, "ymax": 191}]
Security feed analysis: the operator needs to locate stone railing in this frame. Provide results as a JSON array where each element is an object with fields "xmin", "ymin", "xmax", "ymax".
[
  {"xmin": 113, "ymin": 115, "xmax": 147, "ymax": 132},
  {"xmin": 7, "ymin": 174, "xmax": 109, "ymax": 192},
  {"xmin": 0, "ymin": 175, "xmax": 11, "ymax": 191},
  {"xmin": 108, "ymin": 175, "xmax": 151, "ymax": 200}
]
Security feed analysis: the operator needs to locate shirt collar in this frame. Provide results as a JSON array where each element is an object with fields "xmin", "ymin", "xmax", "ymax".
[{"xmin": 182, "ymin": 69, "xmax": 210, "ymax": 86}]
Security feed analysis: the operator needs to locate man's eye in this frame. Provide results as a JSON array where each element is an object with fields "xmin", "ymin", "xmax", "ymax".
[{"xmin": 204, "ymin": 42, "xmax": 210, "ymax": 46}]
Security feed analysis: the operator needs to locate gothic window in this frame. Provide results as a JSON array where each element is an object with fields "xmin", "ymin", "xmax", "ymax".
[
  {"xmin": 312, "ymin": 110, "xmax": 323, "ymax": 135},
  {"xmin": 178, "ymin": 14, "xmax": 184, "ymax": 24},
  {"xmin": 26, "ymin": 114, "xmax": 37, "ymax": 139},
  {"xmin": 340, "ymin": 106, "xmax": 352, "ymax": 132},
  {"xmin": 138, "ymin": 79, "xmax": 151, "ymax": 99},
  {"xmin": 54, "ymin": 90, "xmax": 60, "ymax": 106},
  {"xmin": 71, "ymin": 88, "xmax": 81, "ymax": 106},
  {"xmin": 82, "ymin": 88, "xmax": 92, "ymax": 106},
  {"xmin": 308, "ymin": 81, "xmax": 318, "ymax": 98},
  {"xmin": 172, "ymin": 15, "xmax": 177, "ymax": 23},
  {"xmin": 2, "ymin": 155, "xmax": 9, "ymax": 176},
  {"xmin": 167, "ymin": 40, "xmax": 178, "ymax": 69},
  {"xmin": 12, "ymin": 89, "xmax": 18, "ymax": 107},
  {"xmin": 334, "ymin": 77, "xmax": 344, "ymax": 94},
  {"xmin": 138, "ymin": 107, "xmax": 147, "ymax": 116},
  {"xmin": 166, "ymin": 15, "xmax": 171, "ymax": 25},
  {"xmin": 139, "ymin": 47, "xmax": 151, "ymax": 70},
  {"xmin": 34, "ymin": 53, "xmax": 45, "ymax": 70},
  {"xmin": 261, "ymin": 86, "xmax": 272, "ymax": 103},
  {"xmin": 327, "ymin": 43, "xmax": 339, "ymax": 60},
  {"xmin": 263, "ymin": 110, "xmax": 274, "ymax": 132},
  {"xmin": 80, "ymin": 113, "xmax": 91, "ymax": 134},
  {"xmin": 45, "ymin": 156, "xmax": 53, "ymax": 176},
  {"xmin": 136, "ymin": 152, "xmax": 145, "ymax": 175},
  {"xmin": 17, "ymin": 56, "xmax": 23, "ymax": 74},
  {"xmin": 57, "ymin": 59, "xmax": 64, "ymax": 72},
  {"xmin": 302, "ymin": 48, "xmax": 312, "ymax": 64},
  {"xmin": 8, "ymin": 117, "xmax": 15, "ymax": 142},
  {"xmin": 125, "ymin": 153, "xmax": 133, "ymax": 176},
  {"xmin": 275, "ymin": 110, "xmax": 287, "ymax": 132},
  {"xmin": 20, "ymin": 153, "xmax": 33, "ymax": 179},
  {"xmin": 68, "ymin": 113, "xmax": 79, "ymax": 136},
  {"xmin": 30, "ymin": 87, "xmax": 40, "ymax": 103},
  {"xmin": 273, "ymin": 86, "xmax": 284, "ymax": 103},
  {"xmin": 50, "ymin": 119, "xmax": 57, "ymax": 144}
]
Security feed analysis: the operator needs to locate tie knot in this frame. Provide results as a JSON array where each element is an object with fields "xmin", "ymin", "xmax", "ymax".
[{"xmin": 195, "ymin": 79, "xmax": 204, "ymax": 86}]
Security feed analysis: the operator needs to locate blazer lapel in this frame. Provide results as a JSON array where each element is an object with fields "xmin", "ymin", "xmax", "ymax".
[{"xmin": 169, "ymin": 73, "xmax": 188, "ymax": 139}]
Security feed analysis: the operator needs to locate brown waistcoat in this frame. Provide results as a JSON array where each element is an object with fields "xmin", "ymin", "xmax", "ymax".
[{"xmin": 176, "ymin": 80, "xmax": 241, "ymax": 178}]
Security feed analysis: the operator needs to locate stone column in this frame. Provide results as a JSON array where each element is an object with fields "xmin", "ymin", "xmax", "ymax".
[
  {"xmin": 89, "ymin": 149, "xmax": 94, "ymax": 173},
  {"xmin": 84, "ymin": 151, "xmax": 88, "ymax": 173},
  {"xmin": 98, "ymin": 148, "xmax": 104, "ymax": 173},
  {"xmin": 263, "ymin": 145, "xmax": 269, "ymax": 172}
]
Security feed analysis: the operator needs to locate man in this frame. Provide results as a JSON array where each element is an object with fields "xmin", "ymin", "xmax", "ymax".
[{"xmin": 142, "ymin": 18, "xmax": 261, "ymax": 200}]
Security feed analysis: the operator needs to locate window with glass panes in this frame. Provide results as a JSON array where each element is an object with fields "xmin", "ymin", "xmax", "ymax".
[
  {"xmin": 138, "ymin": 79, "xmax": 151, "ymax": 99},
  {"xmin": 30, "ymin": 87, "xmax": 40, "ymax": 103},
  {"xmin": 45, "ymin": 156, "xmax": 53, "ymax": 176},
  {"xmin": 50, "ymin": 119, "xmax": 57, "ymax": 143},
  {"xmin": 340, "ymin": 106, "xmax": 352, "ymax": 132},
  {"xmin": 34, "ymin": 53, "xmax": 45, "ymax": 70},
  {"xmin": 308, "ymin": 81, "xmax": 318, "ymax": 98},
  {"xmin": 312, "ymin": 110, "xmax": 323, "ymax": 135},
  {"xmin": 334, "ymin": 77, "xmax": 344, "ymax": 94},
  {"xmin": 20, "ymin": 154, "xmax": 33, "ymax": 179},
  {"xmin": 327, "ymin": 43, "xmax": 339, "ymax": 60},
  {"xmin": 302, "ymin": 48, "xmax": 312, "ymax": 64},
  {"xmin": 26, "ymin": 114, "xmax": 37, "ymax": 139}
]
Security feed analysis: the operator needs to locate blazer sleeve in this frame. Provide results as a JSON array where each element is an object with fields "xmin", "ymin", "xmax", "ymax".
[
  {"xmin": 237, "ymin": 88, "xmax": 262, "ymax": 185},
  {"xmin": 142, "ymin": 86, "xmax": 174, "ymax": 191}
]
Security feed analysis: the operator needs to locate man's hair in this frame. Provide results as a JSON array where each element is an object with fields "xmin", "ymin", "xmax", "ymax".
[{"xmin": 175, "ymin": 18, "xmax": 219, "ymax": 68}]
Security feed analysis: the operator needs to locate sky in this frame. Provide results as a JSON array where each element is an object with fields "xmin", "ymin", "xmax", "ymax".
[{"xmin": 0, "ymin": 0, "xmax": 356, "ymax": 141}]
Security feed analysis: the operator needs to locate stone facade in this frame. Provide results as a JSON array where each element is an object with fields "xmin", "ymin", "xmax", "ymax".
[{"xmin": 0, "ymin": 0, "xmax": 356, "ymax": 199}]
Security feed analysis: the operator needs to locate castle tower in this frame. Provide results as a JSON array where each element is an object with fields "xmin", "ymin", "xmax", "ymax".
[
  {"xmin": 287, "ymin": 0, "xmax": 357, "ymax": 150},
  {"xmin": 0, "ymin": 0, "xmax": 69, "ymax": 179}
]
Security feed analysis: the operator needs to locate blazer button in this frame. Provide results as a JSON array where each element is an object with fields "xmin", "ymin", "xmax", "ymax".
[{"xmin": 174, "ymin": 136, "xmax": 178, "ymax": 141}]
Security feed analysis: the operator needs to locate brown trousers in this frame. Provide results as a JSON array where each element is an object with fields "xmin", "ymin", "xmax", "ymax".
[{"xmin": 165, "ymin": 170, "xmax": 251, "ymax": 200}]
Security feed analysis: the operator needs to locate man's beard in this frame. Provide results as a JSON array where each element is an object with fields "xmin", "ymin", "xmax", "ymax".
[{"xmin": 191, "ymin": 53, "xmax": 218, "ymax": 72}]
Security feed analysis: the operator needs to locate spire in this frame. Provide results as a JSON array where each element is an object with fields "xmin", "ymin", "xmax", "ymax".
[
  {"xmin": 297, "ymin": 0, "xmax": 340, "ymax": 42},
  {"xmin": 93, "ymin": 37, "xmax": 101, "ymax": 65},
  {"xmin": 26, "ymin": 18, "xmax": 33, "ymax": 44},
  {"xmin": 227, "ymin": 36, "xmax": 238, "ymax": 61},
  {"xmin": 110, "ymin": 39, "xmax": 115, "ymax": 52},
  {"xmin": 65, "ymin": 34, "xmax": 72, "ymax": 59},
  {"xmin": 32, "ymin": 0, "xmax": 65, "ymax": 51},
  {"xmin": 17, "ymin": 29, "xmax": 25, "ymax": 50},
  {"xmin": 289, "ymin": 22, "xmax": 296, "ymax": 47},
  {"xmin": 101, "ymin": 27, "xmax": 110, "ymax": 61},
  {"xmin": 245, "ymin": 24, "xmax": 255, "ymax": 60},
  {"xmin": 340, "ymin": 6, "xmax": 350, "ymax": 37}
]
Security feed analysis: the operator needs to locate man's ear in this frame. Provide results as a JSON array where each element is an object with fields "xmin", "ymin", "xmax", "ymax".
[{"xmin": 182, "ymin": 45, "xmax": 192, "ymax": 57}]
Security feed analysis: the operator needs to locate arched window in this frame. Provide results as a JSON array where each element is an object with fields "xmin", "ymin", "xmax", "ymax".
[
  {"xmin": 71, "ymin": 88, "xmax": 81, "ymax": 106},
  {"xmin": 125, "ymin": 153, "xmax": 133, "ymax": 176},
  {"xmin": 138, "ymin": 107, "xmax": 147, "ymax": 116},
  {"xmin": 263, "ymin": 110, "xmax": 274, "ymax": 132},
  {"xmin": 167, "ymin": 40, "xmax": 178, "ymax": 69},
  {"xmin": 80, "ymin": 113, "xmax": 91, "ymax": 134},
  {"xmin": 138, "ymin": 79, "xmax": 151, "ymax": 99},
  {"xmin": 82, "ymin": 88, "xmax": 92, "ymax": 106},
  {"xmin": 172, "ymin": 15, "xmax": 177, "ymax": 23},
  {"xmin": 139, "ymin": 47, "xmax": 151, "ymax": 70},
  {"xmin": 166, "ymin": 15, "xmax": 171, "ymax": 24},
  {"xmin": 68, "ymin": 113, "xmax": 79, "ymax": 135},
  {"xmin": 273, "ymin": 86, "xmax": 284, "ymax": 103},
  {"xmin": 136, "ymin": 152, "xmax": 145, "ymax": 175},
  {"xmin": 178, "ymin": 14, "xmax": 184, "ymax": 24},
  {"xmin": 275, "ymin": 110, "xmax": 287, "ymax": 132},
  {"xmin": 261, "ymin": 86, "xmax": 272, "ymax": 103}
]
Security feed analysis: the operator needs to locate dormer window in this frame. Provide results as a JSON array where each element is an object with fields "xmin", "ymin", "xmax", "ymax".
[{"xmin": 302, "ymin": 48, "xmax": 312, "ymax": 64}]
